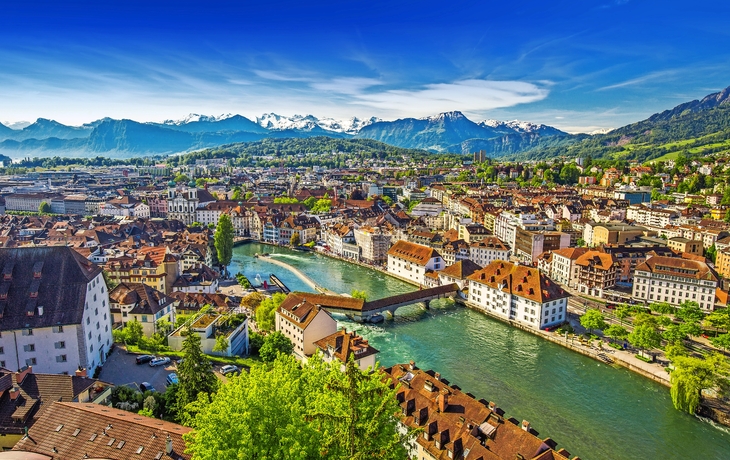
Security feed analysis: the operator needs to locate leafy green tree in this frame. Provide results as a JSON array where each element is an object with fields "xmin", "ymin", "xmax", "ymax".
[
  {"xmin": 290, "ymin": 232, "xmax": 301, "ymax": 247},
  {"xmin": 580, "ymin": 309, "xmax": 607, "ymax": 335},
  {"xmin": 248, "ymin": 331, "xmax": 265, "ymax": 356},
  {"xmin": 710, "ymin": 333, "xmax": 730, "ymax": 351},
  {"xmin": 705, "ymin": 309, "xmax": 730, "ymax": 335},
  {"xmin": 576, "ymin": 238, "xmax": 586, "ymax": 247},
  {"xmin": 615, "ymin": 305, "xmax": 631, "ymax": 324},
  {"xmin": 649, "ymin": 302, "xmax": 676, "ymax": 315},
  {"xmin": 558, "ymin": 163, "xmax": 580, "ymax": 185},
  {"xmin": 212, "ymin": 334, "xmax": 229, "ymax": 354},
  {"xmin": 705, "ymin": 244, "xmax": 717, "ymax": 263},
  {"xmin": 38, "ymin": 201, "xmax": 51, "ymax": 214},
  {"xmin": 604, "ymin": 324, "xmax": 628, "ymax": 343},
  {"xmin": 231, "ymin": 187, "xmax": 243, "ymax": 201},
  {"xmin": 351, "ymin": 289, "xmax": 368, "ymax": 301},
  {"xmin": 118, "ymin": 319, "xmax": 143, "ymax": 345},
  {"xmin": 663, "ymin": 324, "xmax": 687, "ymax": 344},
  {"xmin": 102, "ymin": 270, "xmax": 118, "ymax": 291},
  {"xmin": 259, "ymin": 331, "xmax": 294, "ymax": 362},
  {"xmin": 255, "ymin": 292, "xmax": 286, "ymax": 331},
  {"xmin": 675, "ymin": 301, "xmax": 704, "ymax": 324},
  {"xmin": 174, "ymin": 173, "xmax": 190, "ymax": 183},
  {"xmin": 302, "ymin": 196, "xmax": 317, "ymax": 209},
  {"xmin": 176, "ymin": 329, "xmax": 218, "ymax": 422},
  {"xmin": 628, "ymin": 324, "xmax": 662, "ymax": 357},
  {"xmin": 214, "ymin": 214, "xmax": 234, "ymax": 276},
  {"xmin": 184, "ymin": 355, "xmax": 410, "ymax": 460},
  {"xmin": 244, "ymin": 191, "xmax": 254, "ymax": 201},
  {"xmin": 632, "ymin": 312, "xmax": 658, "ymax": 328},
  {"xmin": 670, "ymin": 353, "xmax": 730, "ymax": 414}
]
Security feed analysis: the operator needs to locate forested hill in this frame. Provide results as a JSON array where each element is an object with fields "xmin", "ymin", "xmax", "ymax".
[
  {"xmin": 510, "ymin": 85, "xmax": 730, "ymax": 163},
  {"xmin": 170, "ymin": 137, "xmax": 437, "ymax": 166}
]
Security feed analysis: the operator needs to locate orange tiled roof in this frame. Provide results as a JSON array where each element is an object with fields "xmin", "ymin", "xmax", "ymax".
[{"xmin": 467, "ymin": 260, "xmax": 569, "ymax": 304}]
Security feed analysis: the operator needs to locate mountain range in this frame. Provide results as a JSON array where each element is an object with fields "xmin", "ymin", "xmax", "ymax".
[
  {"xmin": 1, "ymin": 84, "xmax": 729, "ymax": 160},
  {"xmin": 0, "ymin": 110, "xmax": 570, "ymax": 158}
]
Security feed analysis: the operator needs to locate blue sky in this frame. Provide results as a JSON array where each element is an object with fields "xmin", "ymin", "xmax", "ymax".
[{"xmin": 1, "ymin": 0, "xmax": 729, "ymax": 132}]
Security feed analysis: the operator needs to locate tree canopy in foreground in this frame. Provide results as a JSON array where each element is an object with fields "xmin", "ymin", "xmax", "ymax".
[{"xmin": 185, "ymin": 354, "xmax": 410, "ymax": 460}]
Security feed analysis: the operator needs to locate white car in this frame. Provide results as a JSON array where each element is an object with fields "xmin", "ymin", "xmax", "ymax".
[
  {"xmin": 220, "ymin": 364, "xmax": 240, "ymax": 375},
  {"xmin": 149, "ymin": 357, "xmax": 171, "ymax": 367}
]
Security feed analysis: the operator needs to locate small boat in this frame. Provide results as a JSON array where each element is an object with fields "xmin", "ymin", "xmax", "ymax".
[
  {"xmin": 253, "ymin": 253, "xmax": 259, "ymax": 258},
  {"xmin": 369, "ymin": 314, "xmax": 385, "ymax": 324}
]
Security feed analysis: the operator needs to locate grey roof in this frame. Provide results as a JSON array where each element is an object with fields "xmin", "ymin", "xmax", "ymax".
[{"xmin": 0, "ymin": 247, "xmax": 100, "ymax": 331}]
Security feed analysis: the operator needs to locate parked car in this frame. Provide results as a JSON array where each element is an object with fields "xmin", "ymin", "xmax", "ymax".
[
  {"xmin": 139, "ymin": 382, "xmax": 157, "ymax": 393},
  {"xmin": 135, "ymin": 355, "xmax": 154, "ymax": 365},
  {"xmin": 220, "ymin": 364, "xmax": 240, "ymax": 376},
  {"xmin": 149, "ymin": 357, "xmax": 171, "ymax": 367},
  {"xmin": 166, "ymin": 373, "xmax": 179, "ymax": 385}
]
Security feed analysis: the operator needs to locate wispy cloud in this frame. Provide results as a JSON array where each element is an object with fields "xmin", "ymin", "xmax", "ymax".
[
  {"xmin": 596, "ymin": 70, "xmax": 679, "ymax": 91},
  {"xmin": 310, "ymin": 77, "xmax": 382, "ymax": 95},
  {"xmin": 349, "ymin": 79, "xmax": 550, "ymax": 116}
]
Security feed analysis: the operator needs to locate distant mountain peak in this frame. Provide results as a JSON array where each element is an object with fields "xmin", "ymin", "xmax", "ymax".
[
  {"xmin": 423, "ymin": 111, "xmax": 467, "ymax": 122},
  {"xmin": 162, "ymin": 113, "xmax": 235, "ymax": 125}
]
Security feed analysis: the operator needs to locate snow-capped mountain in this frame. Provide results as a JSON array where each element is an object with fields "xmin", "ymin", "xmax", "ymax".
[
  {"xmin": 479, "ymin": 119, "xmax": 566, "ymax": 136},
  {"xmin": 256, "ymin": 113, "xmax": 381, "ymax": 134},
  {"xmin": 162, "ymin": 113, "xmax": 235, "ymax": 125}
]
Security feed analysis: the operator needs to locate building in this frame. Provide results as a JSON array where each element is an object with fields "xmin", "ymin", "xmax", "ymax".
[
  {"xmin": 574, "ymin": 251, "xmax": 619, "ymax": 298},
  {"xmin": 168, "ymin": 312, "xmax": 248, "ymax": 357},
  {"xmin": 384, "ymin": 363, "xmax": 577, "ymax": 460},
  {"xmin": 275, "ymin": 292, "xmax": 338, "ymax": 359},
  {"xmin": 437, "ymin": 259, "xmax": 481, "ymax": 290},
  {"xmin": 0, "ymin": 247, "xmax": 113, "ymax": 375},
  {"xmin": 548, "ymin": 247, "xmax": 589, "ymax": 289},
  {"xmin": 632, "ymin": 256, "xmax": 719, "ymax": 311},
  {"xmin": 467, "ymin": 260, "xmax": 570, "ymax": 329},
  {"xmin": 514, "ymin": 228, "xmax": 570, "ymax": 265},
  {"xmin": 354, "ymin": 226, "xmax": 392, "ymax": 264},
  {"xmin": 0, "ymin": 367, "xmax": 109, "ymax": 449},
  {"xmin": 314, "ymin": 329, "xmax": 379, "ymax": 371},
  {"xmin": 4, "ymin": 193, "xmax": 63, "ymax": 213},
  {"xmin": 105, "ymin": 246, "xmax": 180, "ymax": 295},
  {"xmin": 167, "ymin": 187, "xmax": 216, "ymax": 225},
  {"xmin": 11, "ymin": 401, "xmax": 191, "ymax": 459},
  {"xmin": 590, "ymin": 223, "xmax": 653, "ymax": 247},
  {"xmin": 108, "ymin": 283, "xmax": 178, "ymax": 337},
  {"xmin": 387, "ymin": 240, "xmax": 445, "ymax": 286},
  {"xmin": 469, "ymin": 237, "xmax": 511, "ymax": 267},
  {"xmin": 667, "ymin": 237, "xmax": 703, "ymax": 256},
  {"xmin": 715, "ymin": 249, "xmax": 730, "ymax": 279}
]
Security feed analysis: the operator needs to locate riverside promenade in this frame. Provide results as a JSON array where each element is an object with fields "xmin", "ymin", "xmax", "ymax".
[{"xmin": 259, "ymin": 254, "xmax": 338, "ymax": 294}]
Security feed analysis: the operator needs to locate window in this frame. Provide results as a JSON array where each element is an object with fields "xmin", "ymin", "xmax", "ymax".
[
  {"xmin": 52, "ymin": 325, "xmax": 63, "ymax": 333},
  {"xmin": 0, "ymin": 361, "xmax": 4, "ymax": 368},
  {"xmin": 86, "ymin": 317, "xmax": 90, "ymax": 325},
  {"xmin": 95, "ymin": 308, "xmax": 98, "ymax": 315},
  {"xmin": 23, "ymin": 344, "xmax": 35, "ymax": 352},
  {"xmin": 141, "ymin": 315, "xmax": 148, "ymax": 322},
  {"xmin": 0, "ymin": 346, "xmax": 3, "ymax": 354},
  {"xmin": 55, "ymin": 341, "xmax": 66, "ymax": 349},
  {"xmin": 26, "ymin": 358, "xmax": 37, "ymax": 366},
  {"xmin": 56, "ymin": 355, "xmax": 67, "ymax": 363},
  {"xmin": 22, "ymin": 328, "xmax": 33, "ymax": 336}
]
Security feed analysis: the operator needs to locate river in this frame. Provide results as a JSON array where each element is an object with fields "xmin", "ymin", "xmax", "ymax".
[{"xmin": 230, "ymin": 243, "xmax": 729, "ymax": 460}]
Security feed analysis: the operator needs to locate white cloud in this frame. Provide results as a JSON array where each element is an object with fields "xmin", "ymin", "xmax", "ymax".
[
  {"xmin": 310, "ymin": 77, "xmax": 382, "ymax": 95},
  {"xmin": 349, "ymin": 79, "xmax": 550, "ymax": 116},
  {"xmin": 596, "ymin": 70, "xmax": 678, "ymax": 91}
]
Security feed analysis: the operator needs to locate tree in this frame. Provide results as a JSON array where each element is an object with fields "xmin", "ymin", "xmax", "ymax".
[
  {"xmin": 628, "ymin": 324, "xmax": 662, "ymax": 357},
  {"xmin": 676, "ymin": 301, "xmax": 704, "ymax": 324},
  {"xmin": 710, "ymin": 333, "xmax": 730, "ymax": 351},
  {"xmin": 176, "ymin": 329, "xmax": 218, "ymax": 422},
  {"xmin": 259, "ymin": 331, "xmax": 294, "ymax": 362},
  {"xmin": 174, "ymin": 173, "xmax": 190, "ymax": 183},
  {"xmin": 290, "ymin": 232, "xmax": 301, "ymax": 247},
  {"xmin": 116, "ymin": 319, "xmax": 143, "ymax": 345},
  {"xmin": 214, "ymin": 214, "xmax": 234, "ymax": 277},
  {"xmin": 604, "ymin": 324, "xmax": 628, "ymax": 343},
  {"xmin": 705, "ymin": 309, "xmax": 730, "ymax": 335},
  {"xmin": 580, "ymin": 309, "xmax": 607, "ymax": 335},
  {"xmin": 184, "ymin": 354, "xmax": 410, "ymax": 460},
  {"xmin": 663, "ymin": 324, "xmax": 687, "ymax": 344},
  {"xmin": 615, "ymin": 305, "xmax": 631, "ymax": 324},
  {"xmin": 649, "ymin": 302, "xmax": 676, "ymax": 315},
  {"xmin": 632, "ymin": 312, "xmax": 658, "ymax": 328},
  {"xmin": 240, "ymin": 292, "xmax": 264, "ymax": 311},
  {"xmin": 38, "ymin": 201, "xmax": 51, "ymax": 214},
  {"xmin": 255, "ymin": 292, "xmax": 286, "ymax": 331},
  {"xmin": 248, "ymin": 331, "xmax": 265, "ymax": 356},
  {"xmin": 670, "ymin": 353, "xmax": 730, "ymax": 414},
  {"xmin": 351, "ymin": 289, "xmax": 368, "ymax": 301},
  {"xmin": 212, "ymin": 334, "xmax": 229, "ymax": 354},
  {"xmin": 102, "ymin": 270, "xmax": 118, "ymax": 291},
  {"xmin": 705, "ymin": 244, "xmax": 717, "ymax": 263},
  {"xmin": 576, "ymin": 238, "xmax": 586, "ymax": 247}
]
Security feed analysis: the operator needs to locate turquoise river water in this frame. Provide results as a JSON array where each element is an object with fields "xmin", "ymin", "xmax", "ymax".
[{"xmin": 230, "ymin": 243, "xmax": 729, "ymax": 460}]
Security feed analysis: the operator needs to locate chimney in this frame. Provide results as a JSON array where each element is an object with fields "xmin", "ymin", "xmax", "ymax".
[
  {"xmin": 9, "ymin": 386, "xmax": 20, "ymax": 400},
  {"xmin": 16, "ymin": 366, "xmax": 32, "ymax": 384},
  {"xmin": 488, "ymin": 401, "xmax": 497, "ymax": 411},
  {"xmin": 438, "ymin": 390, "xmax": 449, "ymax": 413},
  {"xmin": 409, "ymin": 360, "xmax": 416, "ymax": 370},
  {"xmin": 434, "ymin": 372, "xmax": 441, "ymax": 381},
  {"xmin": 522, "ymin": 420, "xmax": 531, "ymax": 432},
  {"xmin": 75, "ymin": 367, "xmax": 87, "ymax": 378},
  {"xmin": 38, "ymin": 306, "xmax": 44, "ymax": 316},
  {"xmin": 165, "ymin": 434, "xmax": 173, "ymax": 454}
]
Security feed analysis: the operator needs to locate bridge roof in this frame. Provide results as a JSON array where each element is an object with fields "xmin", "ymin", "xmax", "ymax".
[
  {"xmin": 288, "ymin": 292, "xmax": 365, "ymax": 311},
  {"xmin": 363, "ymin": 284, "xmax": 459, "ymax": 312}
]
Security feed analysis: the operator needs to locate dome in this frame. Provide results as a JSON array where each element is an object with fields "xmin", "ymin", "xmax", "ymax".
[{"xmin": 167, "ymin": 180, "xmax": 176, "ymax": 187}]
